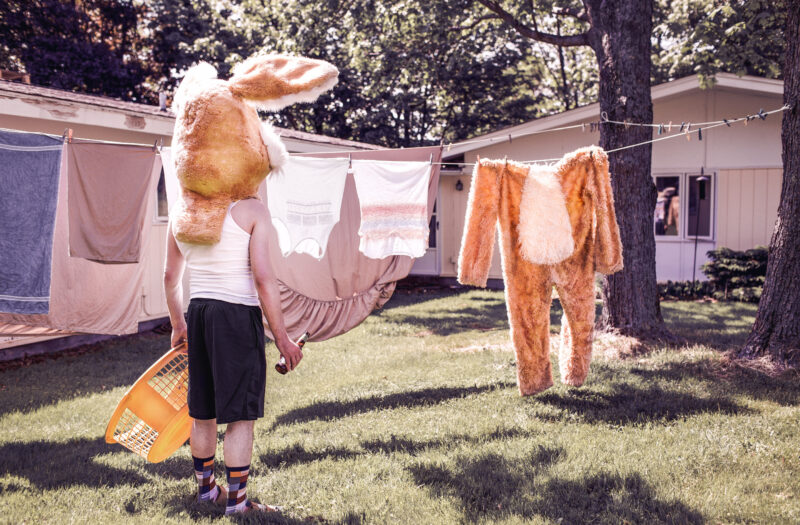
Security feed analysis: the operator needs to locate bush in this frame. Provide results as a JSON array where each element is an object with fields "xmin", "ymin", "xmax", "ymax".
[
  {"xmin": 658, "ymin": 280, "xmax": 714, "ymax": 300},
  {"xmin": 701, "ymin": 246, "xmax": 768, "ymax": 302}
]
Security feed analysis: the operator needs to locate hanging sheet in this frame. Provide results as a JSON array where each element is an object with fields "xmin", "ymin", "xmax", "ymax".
[
  {"xmin": 262, "ymin": 146, "xmax": 442, "ymax": 341},
  {"xmin": 0, "ymin": 151, "xmax": 162, "ymax": 335},
  {"xmin": 0, "ymin": 131, "xmax": 63, "ymax": 314},
  {"xmin": 67, "ymin": 141, "xmax": 157, "ymax": 263}
]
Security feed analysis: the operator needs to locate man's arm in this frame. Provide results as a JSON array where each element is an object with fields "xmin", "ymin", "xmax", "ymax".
[
  {"xmin": 164, "ymin": 224, "xmax": 187, "ymax": 348},
  {"xmin": 249, "ymin": 207, "xmax": 303, "ymax": 370}
]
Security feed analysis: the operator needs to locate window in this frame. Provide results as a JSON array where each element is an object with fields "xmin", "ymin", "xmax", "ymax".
[
  {"xmin": 687, "ymin": 174, "xmax": 712, "ymax": 237},
  {"xmin": 427, "ymin": 201, "xmax": 437, "ymax": 248},
  {"xmin": 653, "ymin": 172, "xmax": 714, "ymax": 239},
  {"xmin": 654, "ymin": 175, "xmax": 680, "ymax": 236},
  {"xmin": 156, "ymin": 166, "xmax": 168, "ymax": 220}
]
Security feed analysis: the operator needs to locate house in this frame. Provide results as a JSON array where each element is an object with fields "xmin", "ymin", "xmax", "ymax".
[
  {"xmin": 425, "ymin": 73, "xmax": 784, "ymax": 284},
  {"xmin": 0, "ymin": 79, "xmax": 380, "ymax": 354}
]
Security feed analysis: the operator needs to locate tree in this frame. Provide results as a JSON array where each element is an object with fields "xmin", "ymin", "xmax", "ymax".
[
  {"xmin": 740, "ymin": 0, "xmax": 800, "ymax": 366},
  {"xmin": 652, "ymin": 0, "xmax": 785, "ymax": 86},
  {"xmin": 0, "ymin": 0, "xmax": 151, "ymax": 102},
  {"xmin": 475, "ymin": 0, "xmax": 670, "ymax": 338}
]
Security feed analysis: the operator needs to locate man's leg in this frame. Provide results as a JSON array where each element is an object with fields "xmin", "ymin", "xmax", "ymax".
[
  {"xmin": 190, "ymin": 418, "xmax": 226, "ymax": 503},
  {"xmin": 223, "ymin": 420, "xmax": 262, "ymax": 514}
]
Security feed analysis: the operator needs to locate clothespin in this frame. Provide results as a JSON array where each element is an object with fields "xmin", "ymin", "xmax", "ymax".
[
  {"xmin": 624, "ymin": 120, "xmax": 630, "ymax": 130},
  {"xmin": 658, "ymin": 124, "xmax": 664, "ymax": 135},
  {"xmin": 698, "ymin": 127, "xmax": 702, "ymax": 141},
  {"xmin": 428, "ymin": 154, "xmax": 433, "ymax": 165},
  {"xmin": 723, "ymin": 118, "xmax": 731, "ymax": 127},
  {"xmin": 62, "ymin": 128, "xmax": 73, "ymax": 143},
  {"xmin": 508, "ymin": 133, "xmax": 512, "ymax": 143},
  {"xmin": 744, "ymin": 116, "xmax": 748, "ymax": 126},
  {"xmin": 700, "ymin": 166, "xmax": 704, "ymax": 176},
  {"xmin": 679, "ymin": 122, "xmax": 686, "ymax": 133},
  {"xmin": 757, "ymin": 108, "xmax": 767, "ymax": 120},
  {"xmin": 503, "ymin": 155, "xmax": 508, "ymax": 166},
  {"xmin": 668, "ymin": 121, "xmax": 673, "ymax": 132},
  {"xmin": 153, "ymin": 138, "xmax": 163, "ymax": 151},
  {"xmin": 582, "ymin": 123, "xmax": 586, "ymax": 132},
  {"xmin": 348, "ymin": 153, "xmax": 352, "ymax": 168},
  {"xmin": 685, "ymin": 123, "xmax": 691, "ymax": 141},
  {"xmin": 447, "ymin": 143, "xmax": 452, "ymax": 152}
]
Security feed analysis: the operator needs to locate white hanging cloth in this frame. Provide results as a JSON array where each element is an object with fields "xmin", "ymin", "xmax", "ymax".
[
  {"xmin": 351, "ymin": 159, "xmax": 432, "ymax": 259},
  {"xmin": 266, "ymin": 156, "xmax": 349, "ymax": 260}
]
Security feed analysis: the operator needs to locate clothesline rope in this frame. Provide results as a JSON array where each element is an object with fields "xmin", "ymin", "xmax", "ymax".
[{"xmin": 1, "ymin": 104, "xmax": 790, "ymax": 167}]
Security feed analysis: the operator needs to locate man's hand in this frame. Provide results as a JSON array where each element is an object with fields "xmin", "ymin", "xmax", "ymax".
[
  {"xmin": 171, "ymin": 320, "xmax": 188, "ymax": 350},
  {"xmin": 276, "ymin": 337, "xmax": 303, "ymax": 371}
]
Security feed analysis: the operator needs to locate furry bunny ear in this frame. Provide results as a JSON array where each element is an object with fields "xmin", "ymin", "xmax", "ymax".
[{"xmin": 228, "ymin": 54, "xmax": 339, "ymax": 111}]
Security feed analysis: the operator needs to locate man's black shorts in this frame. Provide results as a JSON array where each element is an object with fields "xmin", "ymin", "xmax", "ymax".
[{"xmin": 186, "ymin": 298, "xmax": 266, "ymax": 424}]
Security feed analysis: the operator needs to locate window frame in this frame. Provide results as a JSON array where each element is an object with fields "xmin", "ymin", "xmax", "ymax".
[{"xmin": 652, "ymin": 171, "xmax": 715, "ymax": 242}]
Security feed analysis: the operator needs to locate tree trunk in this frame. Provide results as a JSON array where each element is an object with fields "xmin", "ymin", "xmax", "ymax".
[
  {"xmin": 584, "ymin": 0, "xmax": 671, "ymax": 338},
  {"xmin": 740, "ymin": 0, "xmax": 800, "ymax": 365}
]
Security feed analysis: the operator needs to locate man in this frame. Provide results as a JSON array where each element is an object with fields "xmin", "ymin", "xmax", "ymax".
[{"xmin": 164, "ymin": 197, "xmax": 302, "ymax": 515}]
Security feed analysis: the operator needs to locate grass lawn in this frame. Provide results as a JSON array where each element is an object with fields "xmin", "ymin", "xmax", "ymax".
[{"xmin": 0, "ymin": 289, "xmax": 798, "ymax": 524}]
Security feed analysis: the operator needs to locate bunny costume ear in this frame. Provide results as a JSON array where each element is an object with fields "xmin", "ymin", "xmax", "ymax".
[{"xmin": 228, "ymin": 55, "xmax": 339, "ymax": 111}]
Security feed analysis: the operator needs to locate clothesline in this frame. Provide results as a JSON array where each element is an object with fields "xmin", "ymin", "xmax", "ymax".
[{"xmin": 0, "ymin": 103, "xmax": 790, "ymax": 168}]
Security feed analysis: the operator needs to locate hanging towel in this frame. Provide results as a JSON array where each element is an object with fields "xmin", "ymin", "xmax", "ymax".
[
  {"xmin": 67, "ymin": 141, "xmax": 157, "ymax": 263},
  {"xmin": 351, "ymin": 160, "xmax": 431, "ymax": 259},
  {"xmin": 266, "ymin": 156, "xmax": 349, "ymax": 260},
  {"xmin": 0, "ymin": 151, "xmax": 161, "ymax": 335},
  {"xmin": 0, "ymin": 131, "xmax": 63, "ymax": 314}
]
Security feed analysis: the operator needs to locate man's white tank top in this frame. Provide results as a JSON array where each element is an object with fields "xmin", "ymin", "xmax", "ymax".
[{"xmin": 175, "ymin": 201, "xmax": 259, "ymax": 306}]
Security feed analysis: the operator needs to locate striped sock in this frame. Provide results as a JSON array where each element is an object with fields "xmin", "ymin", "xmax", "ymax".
[
  {"xmin": 225, "ymin": 464, "xmax": 252, "ymax": 514},
  {"xmin": 192, "ymin": 455, "xmax": 219, "ymax": 503}
]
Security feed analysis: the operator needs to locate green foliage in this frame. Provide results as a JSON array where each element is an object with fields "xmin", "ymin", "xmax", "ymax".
[
  {"xmin": 0, "ymin": 0, "xmax": 787, "ymax": 145},
  {"xmin": 653, "ymin": 0, "xmax": 786, "ymax": 85},
  {"xmin": 701, "ymin": 246, "xmax": 768, "ymax": 301},
  {"xmin": 0, "ymin": 0, "xmax": 151, "ymax": 102},
  {"xmin": 658, "ymin": 280, "xmax": 714, "ymax": 300}
]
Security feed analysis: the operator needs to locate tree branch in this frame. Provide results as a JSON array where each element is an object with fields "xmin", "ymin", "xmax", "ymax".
[
  {"xmin": 450, "ymin": 14, "xmax": 500, "ymax": 32},
  {"xmin": 476, "ymin": 0, "xmax": 589, "ymax": 47},
  {"xmin": 554, "ymin": 6, "xmax": 589, "ymax": 22}
]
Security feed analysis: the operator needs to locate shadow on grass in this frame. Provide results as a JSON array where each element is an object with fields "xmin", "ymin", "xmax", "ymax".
[
  {"xmin": 0, "ymin": 331, "xmax": 168, "ymax": 416},
  {"xmin": 379, "ymin": 287, "xmax": 471, "ymax": 311},
  {"xmin": 534, "ymin": 380, "xmax": 749, "ymax": 425},
  {"xmin": 259, "ymin": 443, "xmax": 361, "ymax": 470},
  {"xmin": 628, "ymin": 360, "xmax": 800, "ymax": 407},
  {"xmin": 661, "ymin": 302, "xmax": 757, "ymax": 350},
  {"xmin": 164, "ymin": 493, "xmax": 367, "ymax": 524},
  {"xmin": 259, "ymin": 427, "xmax": 531, "ymax": 473},
  {"xmin": 0, "ymin": 437, "xmax": 148, "ymax": 489},
  {"xmin": 271, "ymin": 382, "xmax": 516, "ymax": 429},
  {"xmin": 409, "ymin": 449, "xmax": 703, "ymax": 523}
]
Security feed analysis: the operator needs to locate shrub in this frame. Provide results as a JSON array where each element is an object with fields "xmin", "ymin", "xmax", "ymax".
[
  {"xmin": 658, "ymin": 280, "xmax": 714, "ymax": 300},
  {"xmin": 701, "ymin": 246, "xmax": 768, "ymax": 302}
]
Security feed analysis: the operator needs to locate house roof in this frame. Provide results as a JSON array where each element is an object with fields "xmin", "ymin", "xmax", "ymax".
[
  {"xmin": 444, "ymin": 73, "xmax": 783, "ymax": 158},
  {"xmin": 0, "ymin": 79, "xmax": 382, "ymax": 150}
]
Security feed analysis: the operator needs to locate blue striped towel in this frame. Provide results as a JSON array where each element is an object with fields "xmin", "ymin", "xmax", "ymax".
[{"xmin": 0, "ymin": 130, "xmax": 63, "ymax": 314}]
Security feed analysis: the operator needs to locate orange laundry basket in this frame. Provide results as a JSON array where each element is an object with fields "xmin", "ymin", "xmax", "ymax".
[{"xmin": 105, "ymin": 343, "xmax": 193, "ymax": 463}]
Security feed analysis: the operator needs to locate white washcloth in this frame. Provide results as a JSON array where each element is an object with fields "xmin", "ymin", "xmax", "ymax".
[
  {"xmin": 267, "ymin": 156, "xmax": 349, "ymax": 259},
  {"xmin": 351, "ymin": 160, "xmax": 431, "ymax": 259}
]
